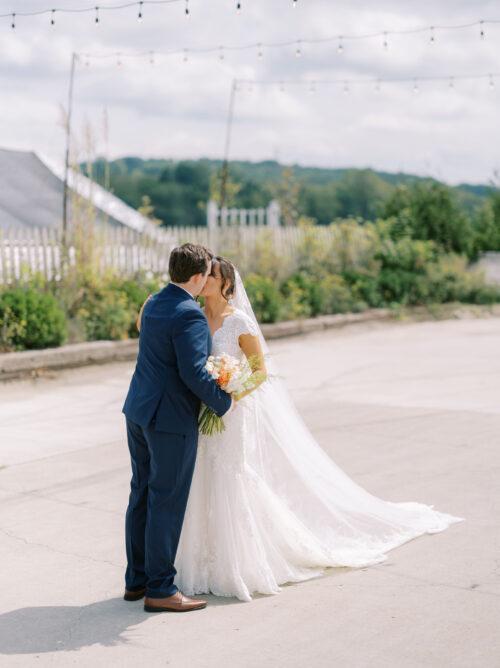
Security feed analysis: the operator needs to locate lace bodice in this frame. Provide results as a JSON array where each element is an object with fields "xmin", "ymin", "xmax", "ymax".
[{"xmin": 208, "ymin": 308, "xmax": 259, "ymax": 359}]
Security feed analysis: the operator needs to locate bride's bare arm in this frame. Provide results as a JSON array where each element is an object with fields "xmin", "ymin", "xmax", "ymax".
[
  {"xmin": 136, "ymin": 295, "xmax": 152, "ymax": 332},
  {"xmin": 235, "ymin": 333, "xmax": 268, "ymax": 400}
]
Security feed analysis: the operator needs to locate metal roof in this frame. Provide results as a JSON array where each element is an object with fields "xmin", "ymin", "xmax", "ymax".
[{"xmin": 0, "ymin": 148, "xmax": 155, "ymax": 233}]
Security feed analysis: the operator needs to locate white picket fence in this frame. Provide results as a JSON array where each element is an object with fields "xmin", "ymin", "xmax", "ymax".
[
  {"xmin": 0, "ymin": 224, "xmax": 337, "ymax": 284},
  {"xmin": 207, "ymin": 200, "xmax": 280, "ymax": 229}
]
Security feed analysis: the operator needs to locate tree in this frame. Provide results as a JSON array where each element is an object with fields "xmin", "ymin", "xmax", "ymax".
[
  {"xmin": 334, "ymin": 170, "xmax": 390, "ymax": 220},
  {"xmin": 384, "ymin": 182, "xmax": 475, "ymax": 257},
  {"xmin": 272, "ymin": 167, "xmax": 300, "ymax": 226}
]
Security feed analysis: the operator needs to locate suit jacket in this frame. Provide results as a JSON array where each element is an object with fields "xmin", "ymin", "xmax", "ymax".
[{"xmin": 122, "ymin": 282, "xmax": 231, "ymax": 435}]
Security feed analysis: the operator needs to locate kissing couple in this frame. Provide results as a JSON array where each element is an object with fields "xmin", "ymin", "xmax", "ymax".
[{"xmin": 122, "ymin": 242, "xmax": 463, "ymax": 612}]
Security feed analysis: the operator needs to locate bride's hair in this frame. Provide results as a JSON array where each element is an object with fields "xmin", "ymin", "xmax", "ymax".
[{"xmin": 213, "ymin": 256, "xmax": 236, "ymax": 302}]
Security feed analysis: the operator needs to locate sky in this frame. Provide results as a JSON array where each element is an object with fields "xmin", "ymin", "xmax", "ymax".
[{"xmin": 1, "ymin": 0, "xmax": 499, "ymax": 185}]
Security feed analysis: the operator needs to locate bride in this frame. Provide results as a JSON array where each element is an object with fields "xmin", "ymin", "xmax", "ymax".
[{"xmin": 174, "ymin": 256, "xmax": 464, "ymax": 602}]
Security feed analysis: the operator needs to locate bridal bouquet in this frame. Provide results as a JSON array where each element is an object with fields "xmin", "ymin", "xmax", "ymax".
[{"xmin": 199, "ymin": 353, "xmax": 264, "ymax": 436}]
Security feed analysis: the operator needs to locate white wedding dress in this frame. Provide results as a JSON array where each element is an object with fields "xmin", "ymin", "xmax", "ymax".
[{"xmin": 174, "ymin": 273, "xmax": 464, "ymax": 602}]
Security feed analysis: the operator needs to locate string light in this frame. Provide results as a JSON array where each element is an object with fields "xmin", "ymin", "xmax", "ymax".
[
  {"xmin": 2, "ymin": 4, "xmax": 500, "ymax": 49},
  {"xmin": 137, "ymin": 1, "xmax": 143, "ymax": 21},
  {"xmin": 50, "ymin": 9, "xmax": 56, "ymax": 26},
  {"xmin": 234, "ymin": 72, "xmax": 500, "ymax": 94}
]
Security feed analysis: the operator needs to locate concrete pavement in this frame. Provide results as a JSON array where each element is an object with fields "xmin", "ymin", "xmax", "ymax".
[{"xmin": 0, "ymin": 317, "xmax": 499, "ymax": 667}]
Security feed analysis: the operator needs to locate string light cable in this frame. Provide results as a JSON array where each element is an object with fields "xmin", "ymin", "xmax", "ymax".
[
  {"xmin": 2, "ymin": 0, "xmax": 499, "ymax": 54},
  {"xmin": 233, "ymin": 72, "xmax": 499, "ymax": 93},
  {"xmin": 2, "ymin": 0, "xmax": 290, "ymax": 24}
]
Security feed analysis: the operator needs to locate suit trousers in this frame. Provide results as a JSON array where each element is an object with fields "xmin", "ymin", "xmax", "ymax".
[{"xmin": 124, "ymin": 417, "xmax": 198, "ymax": 598}]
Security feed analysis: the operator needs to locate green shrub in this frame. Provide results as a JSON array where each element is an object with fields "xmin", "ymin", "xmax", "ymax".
[
  {"xmin": 107, "ymin": 275, "xmax": 162, "ymax": 338},
  {"xmin": 0, "ymin": 286, "xmax": 67, "ymax": 351},
  {"xmin": 72, "ymin": 280, "xmax": 133, "ymax": 341},
  {"xmin": 342, "ymin": 269, "xmax": 383, "ymax": 308},
  {"xmin": 281, "ymin": 272, "xmax": 325, "ymax": 317},
  {"xmin": 320, "ymin": 274, "xmax": 360, "ymax": 314},
  {"xmin": 244, "ymin": 273, "xmax": 283, "ymax": 323},
  {"xmin": 424, "ymin": 254, "xmax": 500, "ymax": 304}
]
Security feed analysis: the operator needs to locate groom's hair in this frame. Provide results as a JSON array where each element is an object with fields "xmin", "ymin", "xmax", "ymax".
[{"xmin": 169, "ymin": 243, "xmax": 212, "ymax": 283}]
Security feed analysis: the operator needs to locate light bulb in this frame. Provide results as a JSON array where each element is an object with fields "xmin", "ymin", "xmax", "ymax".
[
  {"xmin": 95, "ymin": 7, "xmax": 100, "ymax": 24},
  {"xmin": 183, "ymin": 49, "xmax": 189, "ymax": 63},
  {"xmin": 429, "ymin": 26, "xmax": 435, "ymax": 44},
  {"xmin": 257, "ymin": 43, "xmax": 263, "ymax": 59},
  {"xmin": 138, "ymin": 2, "xmax": 143, "ymax": 22},
  {"xmin": 480, "ymin": 20, "xmax": 485, "ymax": 39},
  {"xmin": 236, "ymin": 2, "xmax": 242, "ymax": 13},
  {"xmin": 219, "ymin": 46, "xmax": 225, "ymax": 61},
  {"xmin": 383, "ymin": 31, "xmax": 389, "ymax": 49},
  {"xmin": 295, "ymin": 40, "xmax": 302, "ymax": 58},
  {"xmin": 185, "ymin": 0, "xmax": 190, "ymax": 17},
  {"xmin": 11, "ymin": 12, "xmax": 15, "ymax": 29},
  {"xmin": 50, "ymin": 9, "xmax": 56, "ymax": 26},
  {"xmin": 489, "ymin": 74, "xmax": 495, "ymax": 89},
  {"xmin": 337, "ymin": 37, "xmax": 344, "ymax": 54}
]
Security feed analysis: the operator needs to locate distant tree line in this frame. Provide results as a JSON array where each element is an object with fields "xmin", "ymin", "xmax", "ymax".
[{"xmin": 85, "ymin": 157, "xmax": 500, "ymax": 257}]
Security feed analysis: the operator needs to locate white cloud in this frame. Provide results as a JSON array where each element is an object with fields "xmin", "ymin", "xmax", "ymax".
[{"xmin": 1, "ymin": 0, "xmax": 499, "ymax": 184}]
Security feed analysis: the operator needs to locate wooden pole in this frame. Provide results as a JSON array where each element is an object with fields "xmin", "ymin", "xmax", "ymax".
[
  {"xmin": 62, "ymin": 52, "xmax": 77, "ymax": 260},
  {"xmin": 219, "ymin": 78, "xmax": 237, "ymax": 210}
]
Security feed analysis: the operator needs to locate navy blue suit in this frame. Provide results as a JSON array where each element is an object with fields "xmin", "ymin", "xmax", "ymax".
[{"xmin": 122, "ymin": 282, "xmax": 231, "ymax": 598}]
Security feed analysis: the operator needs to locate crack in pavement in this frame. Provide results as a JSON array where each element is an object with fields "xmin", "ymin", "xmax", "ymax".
[
  {"xmin": 0, "ymin": 438, "xmax": 125, "ymax": 471},
  {"xmin": 0, "ymin": 487, "xmax": 124, "ymax": 516},
  {"xmin": 0, "ymin": 525, "xmax": 123, "ymax": 570},
  {"xmin": 371, "ymin": 564, "xmax": 500, "ymax": 599}
]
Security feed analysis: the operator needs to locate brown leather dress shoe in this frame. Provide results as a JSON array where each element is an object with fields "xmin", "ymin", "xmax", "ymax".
[
  {"xmin": 144, "ymin": 591, "xmax": 207, "ymax": 613},
  {"xmin": 124, "ymin": 586, "xmax": 146, "ymax": 601}
]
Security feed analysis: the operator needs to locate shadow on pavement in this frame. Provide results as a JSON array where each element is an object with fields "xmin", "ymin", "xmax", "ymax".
[{"xmin": 0, "ymin": 593, "xmax": 245, "ymax": 655}]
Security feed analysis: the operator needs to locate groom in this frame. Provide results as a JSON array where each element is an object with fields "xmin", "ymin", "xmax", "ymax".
[{"xmin": 122, "ymin": 243, "xmax": 233, "ymax": 612}]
